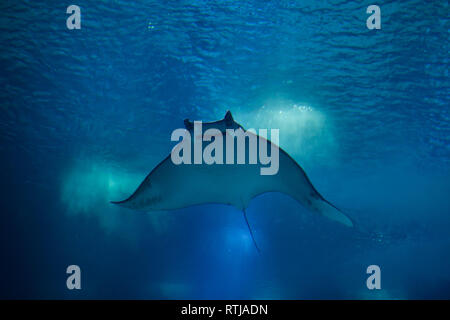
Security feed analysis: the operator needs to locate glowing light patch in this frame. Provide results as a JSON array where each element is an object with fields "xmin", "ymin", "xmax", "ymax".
[
  {"xmin": 60, "ymin": 157, "xmax": 171, "ymax": 234},
  {"xmin": 225, "ymin": 99, "xmax": 338, "ymax": 168},
  {"xmin": 224, "ymin": 227, "xmax": 253, "ymax": 252}
]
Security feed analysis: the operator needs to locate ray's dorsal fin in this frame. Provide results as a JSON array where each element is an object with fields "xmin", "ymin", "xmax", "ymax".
[{"xmin": 224, "ymin": 110, "xmax": 234, "ymax": 126}]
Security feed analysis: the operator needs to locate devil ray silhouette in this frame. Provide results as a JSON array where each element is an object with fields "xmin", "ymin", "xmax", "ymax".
[{"xmin": 112, "ymin": 111, "xmax": 353, "ymax": 252}]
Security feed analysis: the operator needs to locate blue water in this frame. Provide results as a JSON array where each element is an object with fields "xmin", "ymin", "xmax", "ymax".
[{"xmin": 0, "ymin": 0, "xmax": 449, "ymax": 299}]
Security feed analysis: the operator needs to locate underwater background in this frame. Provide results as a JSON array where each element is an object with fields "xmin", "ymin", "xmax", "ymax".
[{"xmin": 0, "ymin": 0, "xmax": 449, "ymax": 299}]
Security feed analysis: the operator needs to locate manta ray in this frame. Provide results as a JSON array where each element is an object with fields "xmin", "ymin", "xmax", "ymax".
[{"xmin": 112, "ymin": 111, "xmax": 353, "ymax": 252}]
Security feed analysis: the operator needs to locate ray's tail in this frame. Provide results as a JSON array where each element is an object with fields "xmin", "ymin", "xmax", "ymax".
[{"xmin": 243, "ymin": 208, "xmax": 261, "ymax": 254}]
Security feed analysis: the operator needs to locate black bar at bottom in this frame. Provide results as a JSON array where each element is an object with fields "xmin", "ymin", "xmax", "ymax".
[{"xmin": 0, "ymin": 300, "xmax": 446, "ymax": 318}]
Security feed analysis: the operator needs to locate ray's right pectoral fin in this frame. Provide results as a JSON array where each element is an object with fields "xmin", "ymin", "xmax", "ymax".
[{"xmin": 316, "ymin": 199, "xmax": 354, "ymax": 227}]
